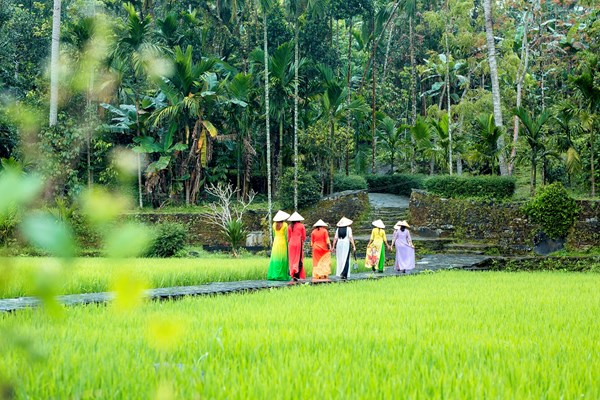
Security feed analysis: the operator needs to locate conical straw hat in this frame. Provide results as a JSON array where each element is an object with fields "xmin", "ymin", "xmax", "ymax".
[
  {"xmin": 313, "ymin": 219, "xmax": 328, "ymax": 227},
  {"xmin": 398, "ymin": 220, "xmax": 410, "ymax": 228},
  {"xmin": 273, "ymin": 210, "xmax": 291, "ymax": 222},
  {"xmin": 336, "ymin": 217, "xmax": 353, "ymax": 227},
  {"xmin": 372, "ymin": 219, "xmax": 385, "ymax": 229},
  {"xmin": 287, "ymin": 211, "xmax": 305, "ymax": 222}
]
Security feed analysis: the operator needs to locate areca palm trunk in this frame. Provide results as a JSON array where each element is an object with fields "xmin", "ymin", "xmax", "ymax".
[
  {"xmin": 444, "ymin": 19, "xmax": 452, "ymax": 175},
  {"xmin": 510, "ymin": 12, "xmax": 530, "ymax": 176},
  {"xmin": 293, "ymin": 17, "xmax": 299, "ymax": 209},
  {"xmin": 483, "ymin": 0, "xmax": 507, "ymax": 175},
  {"xmin": 49, "ymin": 0, "xmax": 62, "ymax": 126},
  {"xmin": 329, "ymin": 119, "xmax": 335, "ymax": 194},
  {"xmin": 371, "ymin": 13, "xmax": 377, "ymax": 174},
  {"xmin": 263, "ymin": 10, "xmax": 273, "ymax": 241},
  {"xmin": 346, "ymin": 17, "xmax": 353, "ymax": 176},
  {"xmin": 410, "ymin": 16, "xmax": 417, "ymax": 173}
]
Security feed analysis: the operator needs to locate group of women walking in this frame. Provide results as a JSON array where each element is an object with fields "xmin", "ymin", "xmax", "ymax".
[{"xmin": 267, "ymin": 211, "xmax": 415, "ymax": 282}]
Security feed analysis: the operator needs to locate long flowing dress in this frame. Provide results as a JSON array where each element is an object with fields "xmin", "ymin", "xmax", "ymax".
[
  {"xmin": 335, "ymin": 227, "xmax": 353, "ymax": 278},
  {"xmin": 365, "ymin": 228, "xmax": 386, "ymax": 272},
  {"xmin": 267, "ymin": 222, "xmax": 290, "ymax": 281},
  {"xmin": 288, "ymin": 222, "xmax": 306, "ymax": 280},
  {"xmin": 311, "ymin": 228, "xmax": 331, "ymax": 280},
  {"xmin": 393, "ymin": 229, "xmax": 415, "ymax": 271}
]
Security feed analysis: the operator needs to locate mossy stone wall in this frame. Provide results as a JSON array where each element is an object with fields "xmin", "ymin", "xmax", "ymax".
[
  {"xmin": 129, "ymin": 190, "xmax": 370, "ymax": 246},
  {"xmin": 409, "ymin": 190, "xmax": 600, "ymax": 251}
]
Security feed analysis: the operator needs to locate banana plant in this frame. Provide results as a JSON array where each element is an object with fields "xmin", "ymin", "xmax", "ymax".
[{"xmin": 151, "ymin": 45, "xmax": 228, "ymax": 205}]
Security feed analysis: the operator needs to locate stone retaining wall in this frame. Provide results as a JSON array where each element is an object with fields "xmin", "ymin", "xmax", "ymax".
[
  {"xmin": 409, "ymin": 190, "xmax": 600, "ymax": 252},
  {"xmin": 130, "ymin": 190, "xmax": 370, "ymax": 246}
]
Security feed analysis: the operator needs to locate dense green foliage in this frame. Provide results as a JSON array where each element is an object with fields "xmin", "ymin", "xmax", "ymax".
[
  {"xmin": 1, "ymin": 272, "xmax": 599, "ymax": 398},
  {"xmin": 277, "ymin": 168, "xmax": 321, "ymax": 210},
  {"xmin": 146, "ymin": 222, "xmax": 187, "ymax": 257},
  {"xmin": 333, "ymin": 173, "xmax": 368, "ymax": 192},
  {"xmin": 365, "ymin": 174, "xmax": 426, "ymax": 196},
  {"xmin": 423, "ymin": 175, "xmax": 516, "ymax": 199},
  {"xmin": 523, "ymin": 182, "xmax": 580, "ymax": 239},
  {"xmin": 0, "ymin": 0, "xmax": 598, "ymax": 208}
]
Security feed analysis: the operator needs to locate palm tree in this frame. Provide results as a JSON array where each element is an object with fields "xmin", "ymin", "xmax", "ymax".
[
  {"xmin": 225, "ymin": 72, "xmax": 256, "ymax": 200},
  {"xmin": 283, "ymin": 0, "xmax": 312, "ymax": 208},
  {"xmin": 151, "ymin": 46, "xmax": 226, "ymax": 205},
  {"xmin": 509, "ymin": 11, "xmax": 531, "ymax": 176},
  {"xmin": 111, "ymin": 3, "xmax": 162, "ymax": 208},
  {"xmin": 514, "ymin": 107, "xmax": 554, "ymax": 195},
  {"xmin": 49, "ymin": 0, "xmax": 62, "ymax": 127},
  {"xmin": 250, "ymin": 42, "xmax": 301, "ymax": 192},
  {"xmin": 317, "ymin": 64, "xmax": 369, "ymax": 194},
  {"xmin": 257, "ymin": 0, "xmax": 274, "ymax": 240},
  {"xmin": 571, "ymin": 57, "xmax": 600, "ymax": 197},
  {"xmin": 428, "ymin": 114, "xmax": 451, "ymax": 174},
  {"xmin": 483, "ymin": 0, "xmax": 507, "ymax": 175},
  {"xmin": 377, "ymin": 116, "xmax": 403, "ymax": 173},
  {"xmin": 473, "ymin": 113, "xmax": 504, "ymax": 175},
  {"xmin": 402, "ymin": 0, "xmax": 418, "ymax": 173},
  {"xmin": 553, "ymin": 102, "xmax": 581, "ymax": 187}
]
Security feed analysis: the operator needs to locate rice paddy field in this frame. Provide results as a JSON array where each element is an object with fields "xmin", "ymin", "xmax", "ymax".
[
  {"xmin": 1, "ymin": 271, "xmax": 599, "ymax": 399},
  {"xmin": 0, "ymin": 256, "xmax": 370, "ymax": 299}
]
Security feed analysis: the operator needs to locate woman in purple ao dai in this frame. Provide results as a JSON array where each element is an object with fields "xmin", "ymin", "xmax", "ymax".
[{"xmin": 391, "ymin": 220, "xmax": 415, "ymax": 273}]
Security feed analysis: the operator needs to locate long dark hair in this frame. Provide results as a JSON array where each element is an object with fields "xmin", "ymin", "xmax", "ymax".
[{"xmin": 338, "ymin": 226, "xmax": 347, "ymax": 239}]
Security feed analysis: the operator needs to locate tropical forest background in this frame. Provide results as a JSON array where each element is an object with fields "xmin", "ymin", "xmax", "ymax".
[{"xmin": 0, "ymin": 0, "xmax": 599, "ymax": 216}]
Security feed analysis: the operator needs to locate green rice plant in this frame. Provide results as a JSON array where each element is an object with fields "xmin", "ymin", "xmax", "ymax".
[
  {"xmin": 0, "ymin": 272, "xmax": 598, "ymax": 398},
  {"xmin": 0, "ymin": 256, "xmax": 370, "ymax": 299}
]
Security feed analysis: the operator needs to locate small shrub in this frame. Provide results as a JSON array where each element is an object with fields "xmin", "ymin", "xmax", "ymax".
[
  {"xmin": 146, "ymin": 222, "xmax": 188, "ymax": 257},
  {"xmin": 224, "ymin": 220, "xmax": 247, "ymax": 256},
  {"xmin": 523, "ymin": 182, "xmax": 580, "ymax": 240},
  {"xmin": 333, "ymin": 174, "xmax": 368, "ymax": 191},
  {"xmin": 365, "ymin": 174, "xmax": 426, "ymax": 196},
  {"xmin": 423, "ymin": 175, "xmax": 515, "ymax": 199},
  {"xmin": 333, "ymin": 174, "xmax": 368, "ymax": 192},
  {"xmin": 0, "ymin": 207, "xmax": 19, "ymax": 246},
  {"xmin": 277, "ymin": 168, "xmax": 321, "ymax": 209}
]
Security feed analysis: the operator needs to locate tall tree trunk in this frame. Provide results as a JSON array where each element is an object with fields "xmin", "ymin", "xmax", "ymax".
[
  {"xmin": 591, "ymin": 128, "xmax": 596, "ymax": 197},
  {"xmin": 444, "ymin": 17, "xmax": 452, "ymax": 175},
  {"xmin": 346, "ymin": 17, "xmax": 354, "ymax": 176},
  {"xmin": 329, "ymin": 120, "xmax": 335, "ymax": 194},
  {"xmin": 49, "ymin": 0, "xmax": 62, "ymax": 127},
  {"xmin": 336, "ymin": 19, "xmax": 340, "ymax": 79},
  {"xmin": 510, "ymin": 11, "xmax": 530, "ymax": 176},
  {"xmin": 293, "ymin": 17, "xmax": 299, "ymax": 209},
  {"xmin": 382, "ymin": 24, "xmax": 394, "ymax": 83},
  {"xmin": 371, "ymin": 21, "xmax": 377, "ymax": 175},
  {"xmin": 410, "ymin": 16, "xmax": 417, "ymax": 173},
  {"xmin": 530, "ymin": 157, "xmax": 537, "ymax": 196},
  {"xmin": 483, "ymin": 0, "xmax": 507, "ymax": 175},
  {"xmin": 263, "ymin": 11, "xmax": 272, "ymax": 242},
  {"xmin": 87, "ymin": 75, "xmax": 93, "ymax": 188},
  {"xmin": 134, "ymin": 88, "xmax": 144, "ymax": 208},
  {"xmin": 277, "ymin": 111, "xmax": 283, "ymax": 191}
]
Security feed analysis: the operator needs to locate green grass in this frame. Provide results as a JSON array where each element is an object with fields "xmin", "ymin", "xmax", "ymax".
[
  {"xmin": 0, "ymin": 255, "xmax": 370, "ymax": 299},
  {"xmin": 0, "ymin": 271, "xmax": 598, "ymax": 398}
]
